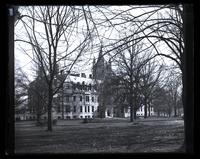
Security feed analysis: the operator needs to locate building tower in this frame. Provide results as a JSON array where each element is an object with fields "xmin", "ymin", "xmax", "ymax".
[
  {"xmin": 92, "ymin": 44, "xmax": 105, "ymax": 80},
  {"xmin": 92, "ymin": 44, "xmax": 112, "ymax": 80}
]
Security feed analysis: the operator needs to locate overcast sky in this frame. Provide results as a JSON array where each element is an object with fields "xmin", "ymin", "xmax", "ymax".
[{"xmin": 15, "ymin": 5, "xmax": 180, "ymax": 82}]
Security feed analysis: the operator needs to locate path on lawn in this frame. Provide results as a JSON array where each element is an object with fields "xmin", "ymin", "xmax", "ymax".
[{"xmin": 15, "ymin": 118, "xmax": 184, "ymax": 153}]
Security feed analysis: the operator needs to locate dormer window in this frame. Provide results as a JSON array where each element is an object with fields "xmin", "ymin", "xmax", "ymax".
[{"xmin": 81, "ymin": 73, "xmax": 86, "ymax": 78}]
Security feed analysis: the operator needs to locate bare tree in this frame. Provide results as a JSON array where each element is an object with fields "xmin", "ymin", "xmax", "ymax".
[
  {"xmin": 152, "ymin": 86, "xmax": 170, "ymax": 117},
  {"xmin": 166, "ymin": 72, "xmax": 182, "ymax": 117},
  {"xmin": 113, "ymin": 38, "xmax": 155, "ymax": 121},
  {"xmin": 15, "ymin": 62, "xmax": 49, "ymax": 123},
  {"xmin": 86, "ymin": 5, "xmax": 193, "ymax": 151},
  {"xmin": 139, "ymin": 59, "xmax": 164, "ymax": 118},
  {"xmin": 28, "ymin": 65, "xmax": 49, "ymax": 124},
  {"xmin": 15, "ymin": 6, "xmax": 91, "ymax": 131}
]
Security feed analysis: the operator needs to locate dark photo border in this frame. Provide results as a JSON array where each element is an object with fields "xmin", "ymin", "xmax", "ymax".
[{"xmin": 0, "ymin": 0, "xmax": 197, "ymax": 158}]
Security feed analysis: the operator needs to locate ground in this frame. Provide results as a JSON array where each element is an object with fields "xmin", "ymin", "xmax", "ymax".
[{"xmin": 15, "ymin": 117, "xmax": 184, "ymax": 153}]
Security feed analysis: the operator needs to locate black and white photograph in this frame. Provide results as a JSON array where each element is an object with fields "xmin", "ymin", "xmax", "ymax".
[{"xmin": 5, "ymin": 4, "xmax": 194, "ymax": 154}]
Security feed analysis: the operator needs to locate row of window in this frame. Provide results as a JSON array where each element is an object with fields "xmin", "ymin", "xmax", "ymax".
[
  {"xmin": 72, "ymin": 82, "xmax": 95, "ymax": 91},
  {"xmin": 80, "ymin": 105, "xmax": 95, "ymax": 113},
  {"xmin": 58, "ymin": 105, "xmax": 96, "ymax": 113},
  {"xmin": 139, "ymin": 107, "xmax": 154, "ymax": 111},
  {"xmin": 115, "ymin": 107, "xmax": 154, "ymax": 114},
  {"xmin": 62, "ymin": 95, "xmax": 95, "ymax": 102},
  {"xmin": 137, "ymin": 113, "xmax": 153, "ymax": 116},
  {"xmin": 19, "ymin": 115, "xmax": 95, "ymax": 121},
  {"xmin": 57, "ymin": 115, "xmax": 94, "ymax": 119},
  {"xmin": 63, "ymin": 82, "xmax": 94, "ymax": 90}
]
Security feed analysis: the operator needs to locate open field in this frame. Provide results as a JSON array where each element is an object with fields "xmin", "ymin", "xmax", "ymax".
[{"xmin": 15, "ymin": 117, "xmax": 184, "ymax": 153}]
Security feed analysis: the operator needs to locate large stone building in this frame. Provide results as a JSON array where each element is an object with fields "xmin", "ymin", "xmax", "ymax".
[
  {"xmin": 54, "ymin": 72, "xmax": 99, "ymax": 119},
  {"xmin": 26, "ymin": 71, "xmax": 100, "ymax": 120},
  {"xmin": 21, "ymin": 47, "xmax": 155, "ymax": 121}
]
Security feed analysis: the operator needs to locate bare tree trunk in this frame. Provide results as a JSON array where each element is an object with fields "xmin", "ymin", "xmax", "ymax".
[
  {"xmin": 133, "ymin": 107, "xmax": 137, "ymax": 120},
  {"xmin": 36, "ymin": 96, "xmax": 41, "ymax": 123},
  {"xmin": 133, "ymin": 81, "xmax": 139, "ymax": 120},
  {"xmin": 47, "ymin": 85, "xmax": 53, "ymax": 131},
  {"xmin": 99, "ymin": 103, "xmax": 105, "ymax": 118},
  {"xmin": 36, "ymin": 113, "xmax": 40, "ymax": 123},
  {"xmin": 144, "ymin": 97, "xmax": 148, "ymax": 118},
  {"xmin": 62, "ymin": 86, "xmax": 64, "ymax": 119},
  {"xmin": 36, "ymin": 95, "xmax": 41, "ymax": 123},
  {"xmin": 130, "ymin": 105, "xmax": 133, "ymax": 122},
  {"xmin": 130, "ymin": 89, "xmax": 134, "ymax": 122},
  {"xmin": 168, "ymin": 107, "xmax": 171, "ymax": 118},
  {"xmin": 148, "ymin": 104, "xmax": 151, "ymax": 117},
  {"xmin": 174, "ymin": 105, "xmax": 177, "ymax": 117}
]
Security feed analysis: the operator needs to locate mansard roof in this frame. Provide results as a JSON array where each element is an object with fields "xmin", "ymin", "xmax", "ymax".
[{"xmin": 64, "ymin": 74, "xmax": 101, "ymax": 85}]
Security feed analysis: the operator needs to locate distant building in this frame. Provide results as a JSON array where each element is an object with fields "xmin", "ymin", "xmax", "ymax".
[
  {"xmin": 15, "ymin": 99, "xmax": 28, "ymax": 121},
  {"xmin": 23, "ymin": 46, "xmax": 156, "ymax": 121},
  {"xmin": 115, "ymin": 105, "xmax": 155, "ymax": 118},
  {"xmin": 92, "ymin": 45, "xmax": 155, "ymax": 119}
]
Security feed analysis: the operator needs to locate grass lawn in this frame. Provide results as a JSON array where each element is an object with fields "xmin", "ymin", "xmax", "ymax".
[{"xmin": 15, "ymin": 117, "xmax": 184, "ymax": 153}]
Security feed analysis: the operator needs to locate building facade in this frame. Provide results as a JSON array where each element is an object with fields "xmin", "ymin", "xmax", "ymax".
[
  {"xmin": 54, "ymin": 73, "xmax": 99, "ymax": 119},
  {"xmin": 23, "ymin": 72, "xmax": 156, "ymax": 120},
  {"xmin": 24, "ymin": 47, "xmax": 156, "ymax": 121}
]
